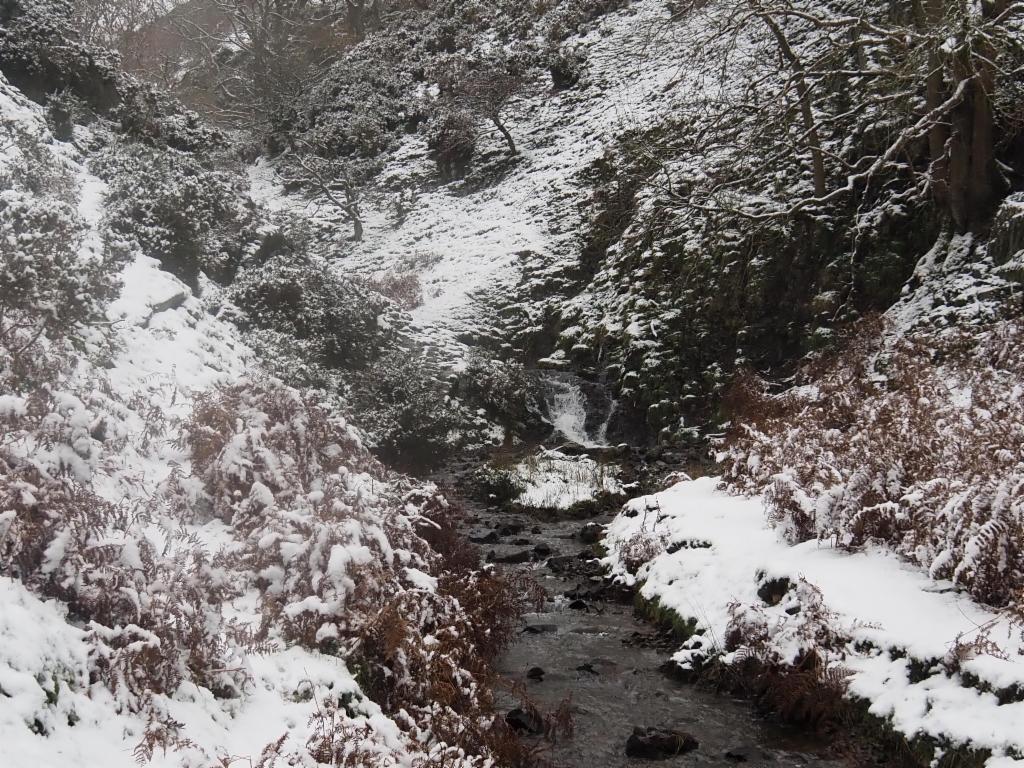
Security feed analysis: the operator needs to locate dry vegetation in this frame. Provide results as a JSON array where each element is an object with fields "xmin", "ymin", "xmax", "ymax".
[{"xmin": 722, "ymin": 318, "xmax": 1024, "ymax": 616}]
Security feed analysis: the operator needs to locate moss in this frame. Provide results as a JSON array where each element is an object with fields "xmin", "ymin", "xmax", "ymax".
[{"xmin": 633, "ymin": 593, "xmax": 699, "ymax": 642}]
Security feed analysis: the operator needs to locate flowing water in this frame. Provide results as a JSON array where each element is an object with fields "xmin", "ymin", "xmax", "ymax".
[
  {"xmin": 449, "ymin": 486, "xmax": 843, "ymax": 768},
  {"xmin": 445, "ymin": 373, "xmax": 843, "ymax": 766},
  {"xmin": 541, "ymin": 374, "xmax": 616, "ymax": 448}
]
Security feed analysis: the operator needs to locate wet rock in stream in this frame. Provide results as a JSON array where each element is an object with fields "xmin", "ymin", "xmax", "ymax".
[
  {"xmin": 506, "ymin": 708, "xmax": 545, "ymax": 734},
  {"xmin": 488, "ymin": 549, "xmax": 533, "ymax": 564},
  {"xmin": 579, "ymin": 522, "xmax": 604, "ymax": 543},
  {"xmin": 626, "ymin": 727, "xmax": 700, "ymax": 759},
  {"xmin": 522, "ymin": 623, "xmax": 558, "ymax": 634}
]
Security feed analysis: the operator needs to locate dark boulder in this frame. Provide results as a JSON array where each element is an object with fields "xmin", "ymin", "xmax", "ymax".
[
  {"xmin": 506, "ymin": 708, "xmax": 544, "ymax": 734},
  {"xmin": 625, "ymin": 727, "xmax": 699, "ymax": 759},
  {"xmin": 579, "ymin": 522, "xmax": 604, "ymax": 544}
]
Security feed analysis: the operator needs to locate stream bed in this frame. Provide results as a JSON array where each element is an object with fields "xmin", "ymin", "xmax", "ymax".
[{"xmin": 457, "ymin": 496, "xmax": 844, "ymax": 768}]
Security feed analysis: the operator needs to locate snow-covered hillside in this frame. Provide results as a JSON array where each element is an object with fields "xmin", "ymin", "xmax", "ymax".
[
  {"xmin": 0, "ymin": 72, "xmax": 522, "ymax": 767},
  {"xmin": 4, "ymin": 0, "xmax": 1024, "ymax": 764},
  {"xmin": 250, "ymin": 0, "xmax": 685, "ymax": 362}
]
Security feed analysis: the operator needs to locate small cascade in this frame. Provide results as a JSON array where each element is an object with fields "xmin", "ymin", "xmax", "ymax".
[
  {"xmin": 541, "ymin": 373, "xmax": 616, "ymax": 448},
  {"xmin": 594, "ymin": 399, "xmax": 618, "ymax": 447}
]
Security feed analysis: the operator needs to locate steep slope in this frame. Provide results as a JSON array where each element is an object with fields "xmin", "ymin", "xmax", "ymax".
[
  {"xmin": 250, "ymin": 0, "xmax": 684, "ymax": 363},
  {"xmin": 0, "ymin": 56, "xmax": 530, "ymax": 768}
]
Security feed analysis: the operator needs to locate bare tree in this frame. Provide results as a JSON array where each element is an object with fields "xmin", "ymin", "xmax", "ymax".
[
  {"xmin": 277, "ymin": 140, "xmax": 366, "ymax": 241},
  {"xmin": 664, "ymin": 0, "xmax": 1024, "ymax": 233},
  {"xmin": 456, "ymin": 67, "xmax": 524, "ymax": 156}
]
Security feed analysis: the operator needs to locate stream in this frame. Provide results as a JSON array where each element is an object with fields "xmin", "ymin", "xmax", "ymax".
[
  {"xmin": 444, "ymin": 375, "xmax": 844, "ymax": 767},
  {"xmin": 456, "ymin": 500, "xmax": 843, "ymax": 768}
]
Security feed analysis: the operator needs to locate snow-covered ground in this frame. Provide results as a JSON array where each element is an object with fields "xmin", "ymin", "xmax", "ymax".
[
  {"xmin": 604, "ymin": 478, "xmax": 1024, "ymax": 766},
  {"xmin": 249, "ymin": 0, "xmax": 686, "ymax": 362},
  {"xmin": 512, "ymin": 449, "xmax": 623, "ymax": 510},
  {"xmin": 0, "ymin": 73, "xmax": 465, "ymax": 768}
]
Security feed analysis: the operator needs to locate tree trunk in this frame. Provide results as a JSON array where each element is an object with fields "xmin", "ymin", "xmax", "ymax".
[
  {"xmin": 923, "ymin": 0, "xmax": 950, "ymax": 209},
  {"xmin": 762, "ymin": 15, "xmax": 827, "ymax": 197},
  {"xmin": 347, "ymin": 0, "xmax": 365, "ymax": 37},
  {"xmin": 945, "ymin": 0, "xmax": 1007, "ymax": 232},
  {"xmin": 492, "ymin": 117, "xmax": 518, "ymax": 155}
]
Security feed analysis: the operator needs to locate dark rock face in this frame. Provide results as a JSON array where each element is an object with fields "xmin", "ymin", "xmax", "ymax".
[
  {"xmin": 625, "ymin": 727, "xmax": 699, "ymax": 759},
  {"xmin": 757, "ymin": 576, "xmax": 791, "ymax": 607}
]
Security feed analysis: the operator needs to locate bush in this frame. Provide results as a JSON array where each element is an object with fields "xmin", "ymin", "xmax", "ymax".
[
  {"xmin": 425, "ymin": 105, "xmax": 478, "ymax": 179},
  {"xmin": 360, "ymin": 271, "xmax": 424, "ymax": 311},
  {"xmin": 277, "ymin": 55, "xmax": 417, "ymax": 161},
  {"xmin": 0, "ymin": 388, "xmax": 239, "ymax": 711},
  {"xmin": 349, "ymin": 349, "xmax": 475, "ymax": 470},
  {"xmin": 456, "ymin": 351, "xmax": 546, "ymax": 437},
  {"xmin": 0, "ymin": 122, "xmax": 123, "ymax": 382},
  {"xmin": 181, "ymin": 378, "xmax": 545, "ymax": 764},
  {"xmin": 116, "ymin": 82, "xmax": 227, "ymax": 153},
  {"xmin": 547, "ymin": 44, "xmax": 587, "ymax": 89},
  {"xmin": 0, "ymin": 0, "xmax": 122, "ymax": 111},
  {"xmin": 722, "ymin": 319, "xmax": 1024, "ymax": 609},
  {"xmin": 471, "ymin": 464, "xmax": 526, "ymax": 505},
  {"xmin": 228, "ymin": 253, "xmax": 396, "ymax": 371},
  {"xmin": 185, "ymin": 377, "xmax": 375, "ymax": 522},
  {"xmin": 94, "ymin": 142, "xmax": 262, "ymax": 288}
]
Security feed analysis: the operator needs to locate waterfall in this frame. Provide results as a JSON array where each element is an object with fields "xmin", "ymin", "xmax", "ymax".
[{"xmin": 542, "ymin": 373, "xmax": 615, "ymax": 448}]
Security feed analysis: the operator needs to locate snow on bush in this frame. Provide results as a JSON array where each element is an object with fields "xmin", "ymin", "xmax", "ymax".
[
  {"xmin": 348, "ymin": 348, "xmax": 476, "ymax": 470},
  {"xmin": 0, "ymin": 76, "xmax": 544, "ymax": 766},
  {"xmin": 0, "ymin": 0, "xmax": 122, "ymax": 111},
  {"xmin": 94, "ymin": 140, "xmax": 263, "ymax": 288},
  {"xmin": 722, "ymin": 319, "xmax": 1024, "ymax": 611},
  {"xmin": 227, "ymin": 252, "xmax": 398, "ymax": 371},
  {"xmin": 0, "ymin": 118, "xmax": 122, "ymax": 380}
]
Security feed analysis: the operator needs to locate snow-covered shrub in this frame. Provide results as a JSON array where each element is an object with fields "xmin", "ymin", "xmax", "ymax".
[
  {"xmin": 185, "ymin": 377, "xmax": 375, "ymax": 522},
  {"xmin": 723, "ymin": 579, "xmax": 851, "ymax": 727},
  {"xmin": 426, "ymin": 104, "xmax": 479, "ymax": 179},
  {"xmin": 228, "ymin": 252, "xmax": 396, "ymax": 371},
  {"xmin": 0, "ymin": 192, "xmax": 93, "ymax": 338},
  {"xmin": 722, "ymin": 319, "xmax": 1024, "ymax": 609},
  {"xmin": 0, "ymin": 123, "xmax": 122, "ymax": 381},
  {"xmin": 94, "ymin": 141, "xmax": 262, "ymax": 288},
  {"xmin": 619, "ymin": 530, "xmax": 665, "ymax": 575},
  {"xmin": 456, "ymin": 351, "xmax": 545, "ymax": 436},
  {"xmin": 116, "ymin": 81, "xmax": 227, "ymax": 153},
  {"xmin": 0, "ymin": 0, "xmax": 122, "ymax": 111},
  {"xmin": 546, "ymin": 44, "xmax": 587, "ymax": 89},
  {"xmin": 181, "ymin": 377, "xmax": 541, "ymax": 764},
  {"xmin": 0, "ymin": 391, "xmax": 240, "ymax": 711},
  {"xmin": 360, "ymin": 270, "xmax": 423, "ymax": 311},
  {"xmin": 470, "ymin": 464, "xmax": 526, "ymax": 505},
  {"xmin": 278, "ymin": 54, "xmax": 417, "ymax": 161},
  {"xmin": 540, "ymin": 0, "xmax": 630, "ymax": 41},
  {"xmin": 350, "ymin": 349, "xmax": 475, "ymax": 470}
]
